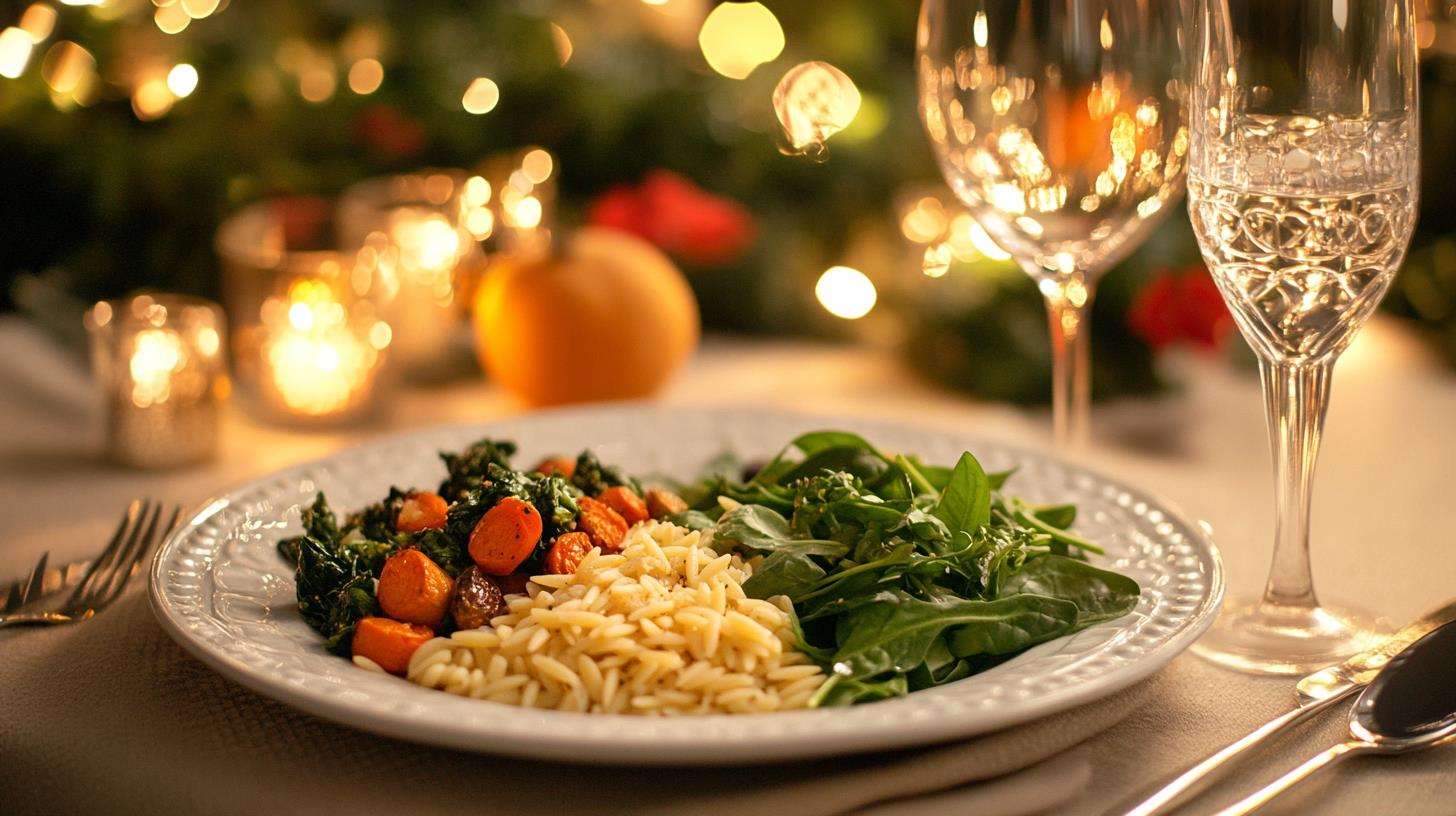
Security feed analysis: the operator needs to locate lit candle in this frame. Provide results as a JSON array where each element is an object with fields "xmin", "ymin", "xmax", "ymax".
[
  {"xmin": 85, "ymin": 294, "xmax": 227, "ymax": 468},
  {"xmin": 256, "ymin": 266, "xmax": 391, "ymax": 421}
]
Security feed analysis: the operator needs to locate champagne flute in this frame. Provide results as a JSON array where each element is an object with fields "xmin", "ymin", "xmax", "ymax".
[
  {"xmin": 1187, "ymin": 0, "xmax": 1419, "ymax": 673},
  {"xmin": 917, "ymin": 0, "xmax": 1188, "ymax": 446}
]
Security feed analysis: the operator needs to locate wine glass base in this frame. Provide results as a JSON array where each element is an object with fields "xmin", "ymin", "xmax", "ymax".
[{"xmin": 1191, "ymin": 597, "xmax": 1389, "ymax": 676}]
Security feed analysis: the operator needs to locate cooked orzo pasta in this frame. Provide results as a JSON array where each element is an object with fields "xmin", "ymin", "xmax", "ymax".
[{"xmin": 405, "ymin": 521, "xmax": 827, "ymax": 714}]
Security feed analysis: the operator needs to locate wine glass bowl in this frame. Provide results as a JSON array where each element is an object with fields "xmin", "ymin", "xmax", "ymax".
[
  {"xmin": 1187, "ymin": 0, "xmax": 1419, "ymax": 674},
  {"xmin": 917, "ymin": 0, "xmax": 1189, "ymax": 445}
]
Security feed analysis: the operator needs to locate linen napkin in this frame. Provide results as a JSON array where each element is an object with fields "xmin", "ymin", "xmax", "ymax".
[{"xmin": 1, "ymin": 587, "xmax": 1148, "ymax": 816}]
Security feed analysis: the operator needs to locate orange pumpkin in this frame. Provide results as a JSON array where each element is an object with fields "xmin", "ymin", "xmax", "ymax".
[{"xmin": 472, "ymin": 228, "xmax": 700, "ymax": 406}]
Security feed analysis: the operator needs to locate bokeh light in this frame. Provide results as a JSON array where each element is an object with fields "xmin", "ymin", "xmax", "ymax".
[
  {"xmin": 166, "ymin": 63, "xmax": 198, "ymax": 97},
  {"xmin": 698, "ymin": 2, "xmax": 784, "ymax": 80},
  {"xmin": 154, "ymin": 3, "xmax": 190, "ymax": 34},
  {"xmin": 773, "ymin": 61, "xmax": 861, "ymax": 154},
  {"xmin": 19, "ymin": 4, "xmax": 57, "ymax": 43},
  {"xmin": 815, "ymin": 266, "xmax": 877, "ymax": 320},
  {"xmin": 347, "ymin": 58, "xmax": 383, "ymax": 94},
  {"xmin": 462, "ymin": 76, "xmax": 499, "ymax": 114},
  {"xmin": 0, "ymin": 28, "xmax": 35, "ymax": 79},
  {"xmin": 549, "ymin": 22, "xmax": 573, "ymax": 66}
]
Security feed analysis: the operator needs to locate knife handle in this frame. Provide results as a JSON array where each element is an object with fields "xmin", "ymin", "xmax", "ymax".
[{"xmin": 1107, "ymin": 683, "xmax": 1359, "ymax": 816}]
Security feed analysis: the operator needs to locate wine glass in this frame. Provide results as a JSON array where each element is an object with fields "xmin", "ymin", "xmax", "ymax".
[
  {"xmin": 917, "ymin": 0, "xmax": 1188, "ymax": 446},
  {"xmin": 1186, "ymin": 0, "xmax": 1419, "ymax": 673}
]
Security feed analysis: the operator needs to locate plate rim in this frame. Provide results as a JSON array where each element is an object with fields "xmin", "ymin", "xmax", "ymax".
[{"xmin": 149, "ymin": 403, "xmax": 1225, "ymax": 764}]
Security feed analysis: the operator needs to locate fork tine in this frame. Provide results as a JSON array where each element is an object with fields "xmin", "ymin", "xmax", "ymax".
[
  {"xmin": 3, "ymin": 551, "xmax": 49, "ymax": 613},
  {"xmin": 109, "ymin": 504, "xmax": 178, "ymax": 602},
  {"xmin": 93, "ymin": 502, "xmax": 167, "ymax": 608},
  {"xmin": 67, "ymin": 500, "xmax": 144, "ymax": 608}
]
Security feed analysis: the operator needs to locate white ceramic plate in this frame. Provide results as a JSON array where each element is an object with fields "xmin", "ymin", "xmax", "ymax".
[{"xmin": 150, "ymin": 405, "xmax": 1223, "ymax": 764}]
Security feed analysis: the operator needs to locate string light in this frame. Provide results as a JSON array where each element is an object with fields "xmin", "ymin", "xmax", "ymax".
[
  {"xmin": 0, "ymin": 27, "xmax": 35, "ymax": 78},
  {"xmin": 166, "ymin": 62, "xmax": 198, "ymax": 97},
  {"xmin": 132, "ymin": 74, "xmax": 175, "ymax": 119},
  {"xmin": 815, "ymin": 266, "xmax": 877, "ymax": 320},
  {"xmin": 462, "ymin": 76, "xmax": 499, "ymax": 114},
  {"xmin": 521, "ymin": 148, "xmax": 553, "ymax": 184},
  {"xmin": 347, "ymin": 58, "xmax": 383, "ymax": 94},
  {"xmin": 180, "ymin": 0, "xmax": 219, "ymax": 19},
  {"xmin": 698, "ymin": 2, "xmax": 783, "ymax": 80},
  {"xmin": 299, "ymin": 61, "xmax": 335, "ymax": 102},
  {"xmin": 40, "ymin": 40, "xmax": 94, "ymax": 96}
]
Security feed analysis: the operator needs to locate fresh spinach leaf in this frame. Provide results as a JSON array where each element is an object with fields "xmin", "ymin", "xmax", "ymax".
[
  {"xmin": 743, "ymin": 549, "xmax": 828, "ymax": 601},
  {"xmin": 944, "ymin": 594, "xmax": 1080, "ymax": 657},
  {"xmin": 933, "ymin": 452, "xmax": 991, "ymax": 535},
  {"xmin": 999, "ymin": 555, "xmax": 1140, "ymax": 626},
  {"xmin": 712, "ymin": 505, "xmax": 847, "ymax": 557}
]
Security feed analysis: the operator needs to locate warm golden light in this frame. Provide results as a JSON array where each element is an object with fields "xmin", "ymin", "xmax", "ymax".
[
  {"xmin": 462, "ymin": 76, "xmax": 499, "ymax": 114},
  {"xmin": 815, "ymin": 265, "xmax": 877, "ymax": 320},
  {"xmin": 698, "ymin": 1, "xmax": 784, "ymax": 80},
  {"xmin": 347, "ymin": 58, "xmax": 383, "ymax": 95},
  {"xmin": 0, "ymin": 27, "xmax": 35, "ymax": 78},
  {"xmin": 180, "ymin": 0, "xmax": 219, "ymax": 19},
  {"xmin": 773, "ymin": 61, "xmax": 861, "ymax": 155},
  {"xmin": 154, "ymin": 3, "xmax": 189, "ymax": 34},
  {"xmin": 19, "ymin": 4, "xmax": 56, "ymax": 42},
  {"xmin": 132, "ymin": 75, "xmax": 175, "ymax": 120},
  {"xmin": 549, "ymin": 22, "xmax": 573, "ymax": 66},
  {"xmin": 922, "ymin": 243, "xmax": 952, "ymax": 278},
  {"xmin": 129, "ymin": 328, "xmax": 185, "ymax": 408},
  {"xmin": 262, "ymin": 278, "xmax": 384, "ymax": 417},
  {"xmin": 166, "ymin": 62, "xmax": 198, "ymax": 97},
  {"xmin": 299, "ymin": 62, "xmax": 336, "ymax": 103},
  {"xmin": 40, "ymin": 40, "xmax": 93, "ymax": 95},
  {"xmin": 521, "ymin": 148, "xmax": 554, "ymax": 184}
]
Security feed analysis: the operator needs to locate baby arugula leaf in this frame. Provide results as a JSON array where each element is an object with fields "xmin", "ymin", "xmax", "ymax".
[
  {"xmin": 999, "ymin": 555, "xmax": 1140, "ymax": 626},
  {"xmin": 753, "ymin": 430, "xmax": 885, "ymax": 486},
  {"xmin": 933, "ymin": 452, "xmax": 992, "ymax": 535}
]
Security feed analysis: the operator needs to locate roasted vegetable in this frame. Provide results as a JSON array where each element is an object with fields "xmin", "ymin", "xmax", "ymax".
[
  {"xmin": 644, "ymin": 488, "xmax": 689, "ymax": 520},
  {"xmin": 438, "ymin": 438, "xmax": 518, "ymax": 502},
  {"xmin": 351, "ymin": 617, "xmax": 434, "ymax": 675},
  {"xmin": 469, "ymin": 497, "xmax": 544, "ymax": 575},
  {"xmin": 449, "ymin": 566, "xmax": 506, "ymax": 630},
  {"xmin": 570, "ymin": 449, "xmax": 637, "ymax": 496},
  {"xmin": 544, "ymin": 532, "xmax": 592, "ymax": 575},
  {"xmin": 396, "ymin": 491, "xmax": 449, "ymax": 533},
  {"xmin": 282, "ymin": 493, "xmax": 395, "ymax": 655},
  {"xmin": 598, "ymin": 486, "xmax": 649, "ymax": 526},
  {"xmin": 377, "ymin": 549, "xmax": 453, "ymax": 629},
  {"xmin": 574, "ymin": 496, "xmax": 629, "ymax": 553}
]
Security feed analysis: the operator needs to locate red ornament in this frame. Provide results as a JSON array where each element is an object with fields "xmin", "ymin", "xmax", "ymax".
[
  {"xmin": 587, "ymin": 170, "xmax": 756, "ymax": 266},
  {"xmin": 1128, "ymin": 266, "xmax": 1234, "ymax": 352}
]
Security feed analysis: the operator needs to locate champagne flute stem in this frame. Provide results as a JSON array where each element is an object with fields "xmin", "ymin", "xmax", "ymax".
[
  {"xmin": 1257, "ymin": 357, "xmax": 1335, "ymax": 613},
  {"xmin": 1045, "ymin": 282, "xmax": 1095, "ymax": 448}
]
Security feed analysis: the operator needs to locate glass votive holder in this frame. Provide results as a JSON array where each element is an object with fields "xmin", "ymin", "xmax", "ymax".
[
  {"xmin": 476, "ymin": 146, "xmax": 557, "ymax": 256},
  {"xmin": 216, "ymin": 199, "xmax": 394, "ymax": 426},
  {"xmin": 84, "ymin": 293, "xmax": 228, "ymax": 469},
  {"xmin": 337, "ymin": 170, "xmax": 485, "ymax": 376}
]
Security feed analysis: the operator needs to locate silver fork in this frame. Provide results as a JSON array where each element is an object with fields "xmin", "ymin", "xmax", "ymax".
[{"xmin": 0, "ymin": 499, "xmax": 180, "ymax": 627}]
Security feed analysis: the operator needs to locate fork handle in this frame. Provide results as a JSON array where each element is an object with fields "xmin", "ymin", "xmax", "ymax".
[
  {"xmin": 1108, "ymin": 683, "xmax": 1358, "ymax": 816},
  {"xmin": 0, "ymin": 610, "xmax": 92, "ymax": 628},
  {"xmin": 1211, "ymin": 741, "xmax": 1370, "ymax": 816}
]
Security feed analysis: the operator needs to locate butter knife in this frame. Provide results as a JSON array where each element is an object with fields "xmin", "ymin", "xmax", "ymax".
[{"xmin": 1110, "ymin": 599, "xmax": 1456, "ymax": 816}]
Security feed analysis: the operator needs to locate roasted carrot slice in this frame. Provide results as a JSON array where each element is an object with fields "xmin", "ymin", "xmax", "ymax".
[
  {"xmin": 597, "ymin": 486, "xmax": 649, "ymax": 526},
  {"xmin": 469, "ymin": 497, "xmax": 543, "ymax": 575},
  {"xmin": 377, "ymin": 549, "xmax": 453, "ymax": 629},
  {"xmin": 396, "ymin": 491, "xmax": 449, "ymax": 533},
  {"xmin": 352, "ymin": 616, "xmax": 434, "ymax": 675},
  {"xmin": 544, "ymin": 532, "xmax": 593, "ymax": 575},
  {"xmin": 533, "ymin": 457, "xmax": 575, "ymax": 477},
  {"xmin": 575, "ymin": 497, "xmax": 629, "ymax": 553},
  {"xmin": 644, "ymin": 488, "xmax": 688, "ymax": 520}
]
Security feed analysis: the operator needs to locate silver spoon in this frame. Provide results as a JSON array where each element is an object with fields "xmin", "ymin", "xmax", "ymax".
[{"xmin": 1213, "ymin": 619, "xmax": 1456, "ymax": 816}]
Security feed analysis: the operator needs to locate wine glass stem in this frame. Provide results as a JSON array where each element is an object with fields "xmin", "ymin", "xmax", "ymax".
[
  {"xmin": 1045, "ymin": 284, "xmax": 1094, "ymax": 448},
  {"xmin": 1257, "ymin": 356, "xmax": 1335, "ymax": 614}
]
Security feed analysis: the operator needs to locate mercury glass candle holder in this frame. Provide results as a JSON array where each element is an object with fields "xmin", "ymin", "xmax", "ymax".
[
  {"xmin": 84, "ymin": 293, "xmax": 228, "ymax": 468},
  {"xmin": 337, "ymin": 170, "xmax": 486, "ymax": 375},
  {"xmin": 216, "ymin": 200, "xmax": 394, "ymax": 426}
]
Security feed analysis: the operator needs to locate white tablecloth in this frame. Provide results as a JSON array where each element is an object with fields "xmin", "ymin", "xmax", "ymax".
[{"xmin": 2, "ymin": 316, "xmax": 1453, "ymax": 814}]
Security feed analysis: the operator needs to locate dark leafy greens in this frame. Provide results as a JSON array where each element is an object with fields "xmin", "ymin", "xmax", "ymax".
[{"xmin": 692, "ymin": 430, "xmax": 1140, "ymax": 706}]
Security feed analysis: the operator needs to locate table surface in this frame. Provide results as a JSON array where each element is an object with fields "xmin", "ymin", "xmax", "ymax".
[{"xmin": 2, "ymin": 316, "xmax": 1453, "ymax": 815}]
